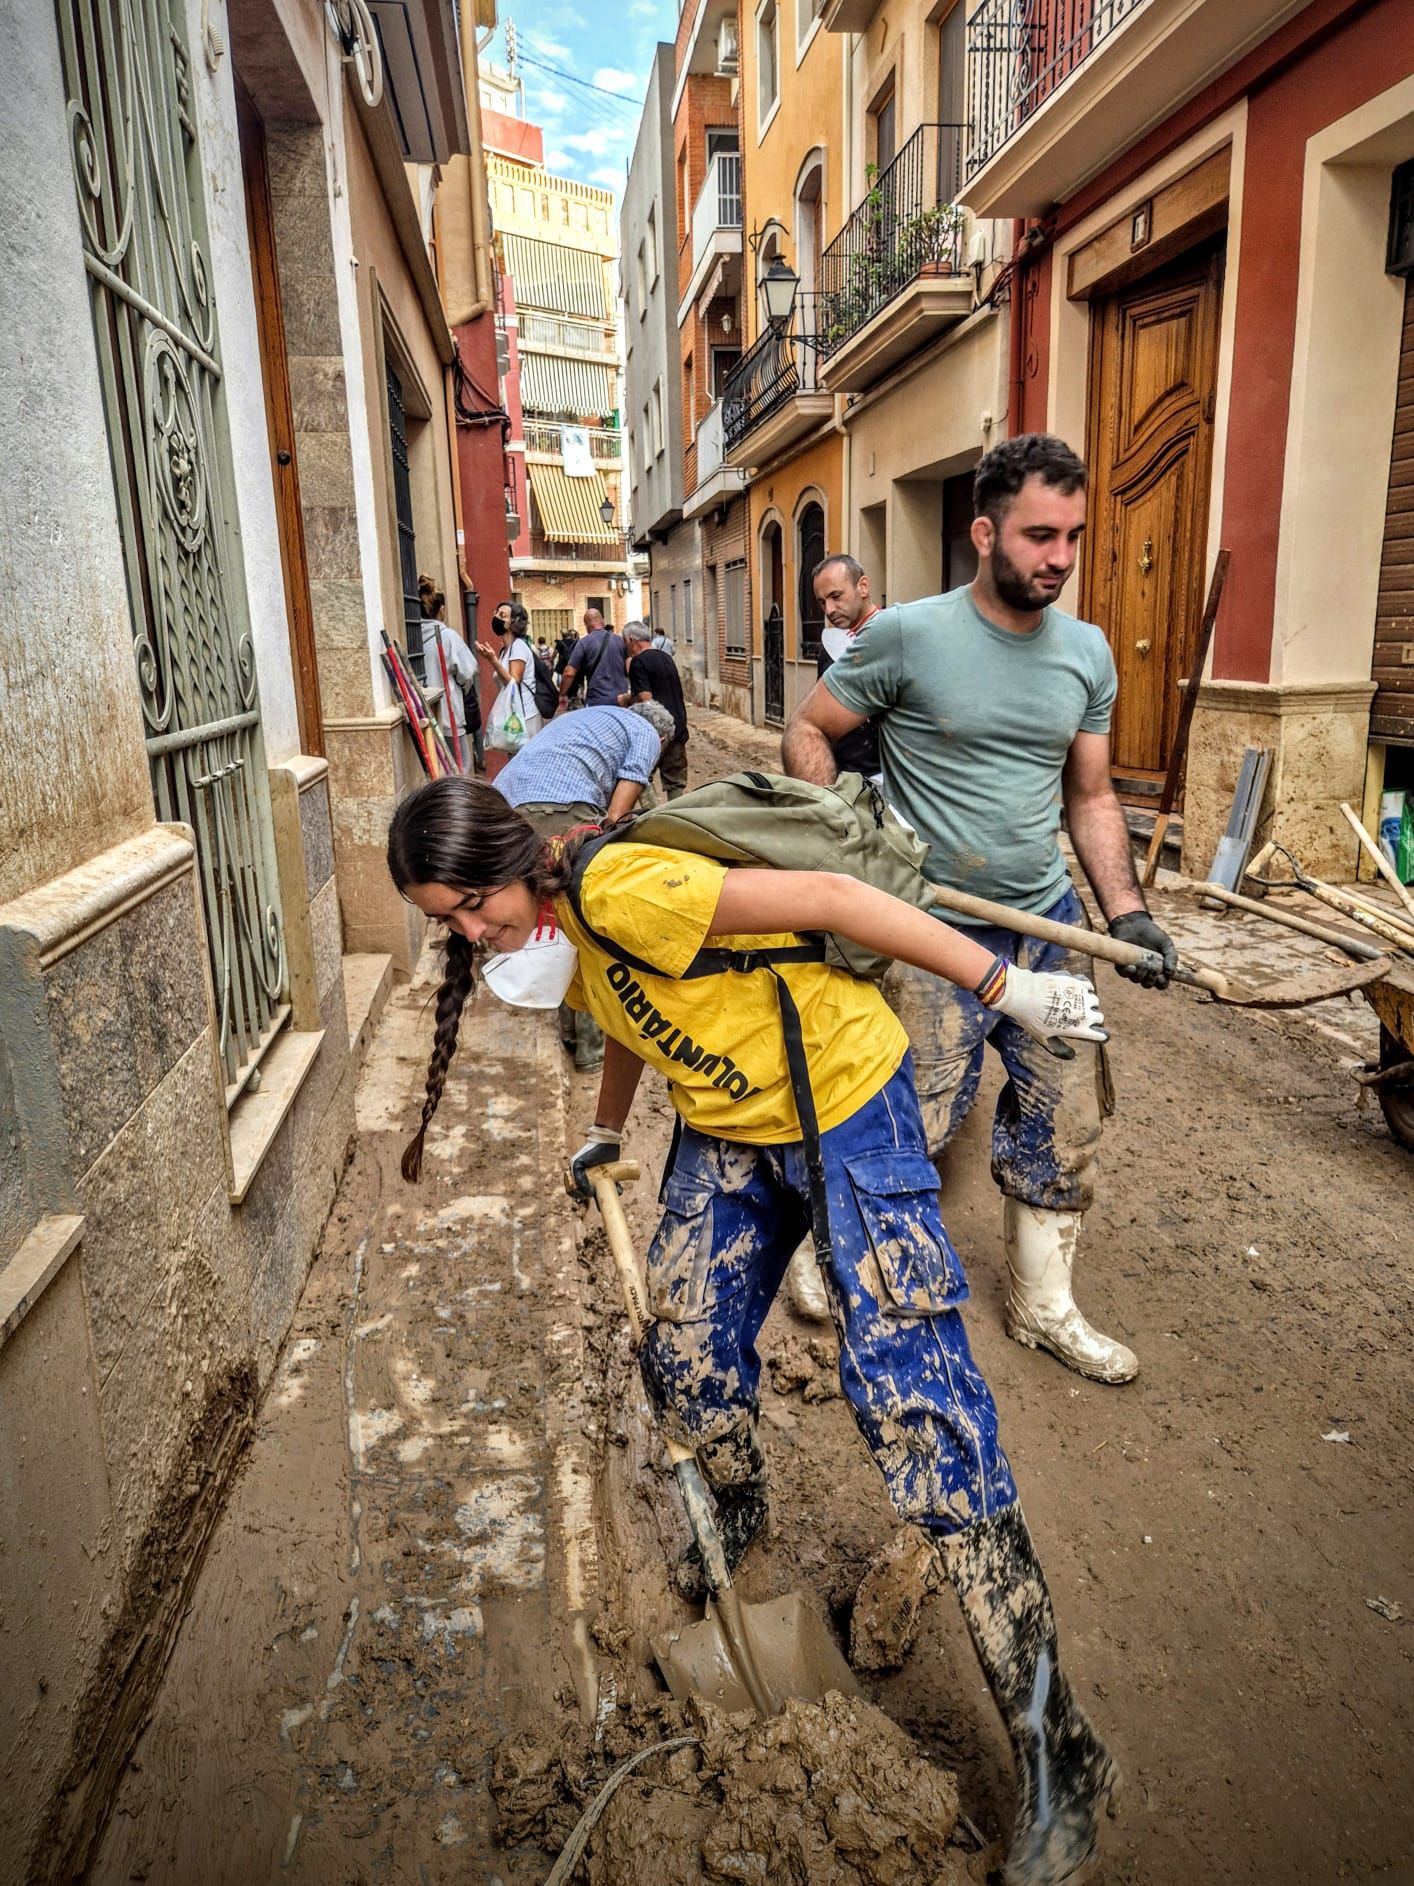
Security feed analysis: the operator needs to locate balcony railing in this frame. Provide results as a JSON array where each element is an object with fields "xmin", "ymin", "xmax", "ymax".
[
  {"xmin": 696, "ymin": 398, "xmax": 725, "ymax": 484},
  {"xmin": 691, "ymin": 151, "xmax": 743, "ymax": 272},
  {"xmin": 523, "ymin": 419, "xmax": 624, "ymax": 461},
  {"xmin": 722, "ymin": 295, "xmax": 823, "ymax": 450},
  {"xmin": 966, "ymin": 0, "xmax": 1149, "ymax": 178},
  {"xmin": 518, "ymin": 311, "xmax": 610, "ymax": 355},
  {"xmin": 818, "ymin": 125, "xmax": 965, "ymax": 359}
]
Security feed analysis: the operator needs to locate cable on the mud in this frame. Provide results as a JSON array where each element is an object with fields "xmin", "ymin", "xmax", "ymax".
[{"xmin": 543, "ymin": 1734, "xmax": 699, "ymax": 1885}]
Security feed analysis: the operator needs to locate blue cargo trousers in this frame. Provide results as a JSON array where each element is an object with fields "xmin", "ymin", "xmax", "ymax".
[
  {"xmin": 640, "ymin": 1057, "xmax": 1017, "ymax": 1535},
  {"xmin": 884, "ymin": 886, "xmax": 1109, "ymax": 1212}
]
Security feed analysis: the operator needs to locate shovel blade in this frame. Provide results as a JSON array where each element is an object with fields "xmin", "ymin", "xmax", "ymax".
[
  {"xmin": 1206, "ymin": 954, "xmax": 1390, "ymax": 1009},
  {"xmin": 653, "ymin": 1590, "xmax": 859, "ymax": 1717}
]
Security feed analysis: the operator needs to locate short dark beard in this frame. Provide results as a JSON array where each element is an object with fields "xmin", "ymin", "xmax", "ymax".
[{"xmin": 990, "ymin": 541, "xmax": 1055, "ymax": 613}]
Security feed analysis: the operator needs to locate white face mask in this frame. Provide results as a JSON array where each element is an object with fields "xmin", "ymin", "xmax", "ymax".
[{"xmin": 480, "ymin": 911, "xmax": 579, "ymax": 1008}]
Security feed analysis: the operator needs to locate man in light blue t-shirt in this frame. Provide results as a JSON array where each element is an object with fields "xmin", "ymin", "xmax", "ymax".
[{"xmin": 784, "ymin": 434, "xmax": 1178, "ymax": 1389}]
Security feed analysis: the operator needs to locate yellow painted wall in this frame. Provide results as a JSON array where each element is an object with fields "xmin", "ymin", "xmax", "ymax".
[
  {"xmin": 739, "ymin": 0, "xmax": 846, "ymax": 351},
  {"xmin": 749, "ymin": 424, "xmax": 842, "ymax": 713}
]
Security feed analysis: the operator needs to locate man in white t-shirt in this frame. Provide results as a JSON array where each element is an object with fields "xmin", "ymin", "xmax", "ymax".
[{"xmin": 811, "ymin": 554, "xmax": 880, "ymax": 779}]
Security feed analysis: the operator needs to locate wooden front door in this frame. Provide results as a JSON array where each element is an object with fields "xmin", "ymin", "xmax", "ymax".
[{"xmin": 1082, "ymin": 242, "xmax": 1223, "ymax": 777}]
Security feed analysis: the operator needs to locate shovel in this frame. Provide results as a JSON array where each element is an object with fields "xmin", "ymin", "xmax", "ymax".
[
  {"xmin": 576, "ymin": 1159, "xmax": 858, "ymax": 1717},
  {"xmin": 922, "ymin": 883, "xmax": 1389, "ymax": 1009}
]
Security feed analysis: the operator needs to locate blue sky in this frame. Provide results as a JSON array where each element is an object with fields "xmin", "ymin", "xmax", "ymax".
[{"xmin": 487, "ymin": 2, "xmax": 675, "ymax": 196}]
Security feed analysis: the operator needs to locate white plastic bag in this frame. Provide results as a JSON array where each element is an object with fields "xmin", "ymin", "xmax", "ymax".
[{"xmin": 486, "ymin": 679, "xmax": 541, "ymax": 753}]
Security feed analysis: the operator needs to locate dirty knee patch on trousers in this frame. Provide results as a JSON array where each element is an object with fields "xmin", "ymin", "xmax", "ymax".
[
  {"xmin": 884, "ymin": 885, "xmax": 1105, "ymax": 1211},
  {"xmin": 638, "ymin": 1059, "xmax": 1017, "ymax": 1534}
]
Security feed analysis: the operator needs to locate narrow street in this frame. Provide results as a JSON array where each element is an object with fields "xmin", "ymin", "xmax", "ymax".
[{"xmin": 92, "ymin": 709, "xmax": 1412, "ymax": 1886}]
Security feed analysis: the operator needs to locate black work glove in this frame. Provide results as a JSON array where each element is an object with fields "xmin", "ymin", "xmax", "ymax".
[
  {"xmin": 568, "ymin": 1127, "xmax": 622, "ymax": 1201},
  {"xmin": 1107, "ymin": 910, "xmax": 1178, "ymax": 989}
]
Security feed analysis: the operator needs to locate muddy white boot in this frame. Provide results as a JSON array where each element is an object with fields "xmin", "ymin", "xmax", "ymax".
[
  {"xmin": 1004, "ymin": 1201, "xmax": 1138, "ymax": 1384},
  {"xmin": 786, "ymin": 1240, "xmax": 830, "ymax": 1322}
]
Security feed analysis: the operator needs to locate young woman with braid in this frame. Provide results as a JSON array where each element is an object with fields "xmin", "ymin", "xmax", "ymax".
[{"xmin": 387, "ymin": 775, "xmax": 1120, "ymax": 1886}]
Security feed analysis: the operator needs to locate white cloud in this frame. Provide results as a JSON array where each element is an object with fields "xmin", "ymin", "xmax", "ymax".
[
  {"xmin": 560, "ymin": 125, "xmax": 630, "ymax": 155},
  {"xmin": 535, "ymin": 87, "xmax": 571, "ymax": 114},
  {"xmin": 592, "ymin": 67, "xmax": 639, "ymax": 94},
  {"xmin": 526, "ymin": 33, "xmax": 572, "ymax": 59},
  {"xmin": 589, "ymin": 165, "xmax": 624, "ymax": 191},
  {"xmin": 545, "ymin": 150, "xmax": 572, "ymax": 169},
  {"xmin": 629, "ymin": 0, "xmax": 659, "ymax": 14}
]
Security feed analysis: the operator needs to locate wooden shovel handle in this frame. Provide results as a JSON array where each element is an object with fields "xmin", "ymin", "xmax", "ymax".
[{"xmin": 585, "ymin": 1165, "xmax": 694, "ymax": 1471}]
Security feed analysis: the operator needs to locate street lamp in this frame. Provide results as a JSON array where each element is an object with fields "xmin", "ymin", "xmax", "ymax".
[
  {"xmin": 760, "ymin": 255, "xmax": 800, "ymax": 330},
  {"xmin": 599, "ymin": 495, "xmax": 615, "ymax": 529}
]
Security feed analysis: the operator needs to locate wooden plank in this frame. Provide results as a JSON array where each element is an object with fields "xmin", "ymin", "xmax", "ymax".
[
  {"xmin": 1141, "ymin": 548, "xmax": 1230, "ymax": 886},
  {"xmin": 236, "ymin": 83, "xmax": 324, "ymax": 759}
]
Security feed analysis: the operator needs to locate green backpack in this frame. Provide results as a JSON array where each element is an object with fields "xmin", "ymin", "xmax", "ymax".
[
  {"xmin": 567, "ymin": 769, "xmax": 934, "ymax": 980},
  {"xmin": 565, "ymin": 771, "xmax": 938, "ymax": 1262}
]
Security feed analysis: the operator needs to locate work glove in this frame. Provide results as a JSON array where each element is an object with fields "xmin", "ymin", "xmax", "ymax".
[
  {"xmin": 568, "ymin": 1125, "xmax": 622, "ymax": 1201},
  {"xmin": 1107, "ymin": 910, "xmax": 1178, "ymax": 989},
  {"xmin": 979, "ymin": 957, "xmax": 1109, "ymax": 1060}
]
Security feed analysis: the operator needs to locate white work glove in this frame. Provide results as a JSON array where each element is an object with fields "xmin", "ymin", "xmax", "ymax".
[
  {"xmin": 569, "ymin": 1125, "xmax": 622, "ymax": 1200},
  {"xmin": 978, "ymin": 956, "xmax": 1108, "ymax": 1060}
]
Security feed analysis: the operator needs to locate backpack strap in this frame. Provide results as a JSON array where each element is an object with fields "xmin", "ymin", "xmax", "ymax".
[
  {"xmin": 767, "ymin": 970, "xmax": 833, "ymax": 1270},
  {"xmin": 565, "ymin": 829, "xmax": 835, "ymax": 1264}
]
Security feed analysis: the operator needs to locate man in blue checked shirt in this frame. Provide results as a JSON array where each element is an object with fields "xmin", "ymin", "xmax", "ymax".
[{"xmin": 492, "ymin": 700, "xmax": 675, "ymax": 1070}]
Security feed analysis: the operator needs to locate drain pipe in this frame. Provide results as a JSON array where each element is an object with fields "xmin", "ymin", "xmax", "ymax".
[
  {"xmin": 1006, "ymin": 217, "xmax": 1026, "ymax": 439},
  {"xmin": 839, "ymin": 31, "xmax": 857, "ymax": 550}
]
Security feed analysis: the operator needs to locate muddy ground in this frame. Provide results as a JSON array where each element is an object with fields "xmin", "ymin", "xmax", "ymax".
[{"xmin": 91, "ymin": 712, "xmax": 1412, "ymax": 1884}]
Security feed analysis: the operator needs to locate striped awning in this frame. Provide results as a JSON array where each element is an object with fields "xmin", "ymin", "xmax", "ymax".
[
  {"xmin": 501, "ymin": 233, "xmax": 608, "ymax": 320},
  {"xmin": 527, "ymin": 463, "xmax": 617, "ymax": 542},
  {"xmin": 519, "ymin": 349, "xmax": 614, "ymax": 418}
]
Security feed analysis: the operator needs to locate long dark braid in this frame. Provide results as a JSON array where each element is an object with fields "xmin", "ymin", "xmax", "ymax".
[
  {"xmin": 401, "ymin": 932, "xmax": 474, "ymax": 1181},
  {"xmin": 387, "ymin": 777, "xmax": 599, "ymax": 1180}
]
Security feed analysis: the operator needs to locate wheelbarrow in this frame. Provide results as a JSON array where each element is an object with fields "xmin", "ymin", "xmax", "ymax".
[
  {"xmin": 1185, "ymin": 879, "xmax": 1412, "ymax": 1150},
  {"xmin": 1357, "ymin": 955, "xmax": 1414, "ymax": 1149}
]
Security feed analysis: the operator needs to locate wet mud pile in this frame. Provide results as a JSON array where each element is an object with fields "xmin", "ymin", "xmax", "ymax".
[{"xmin": 493, "ymin": 1689, "xmax": 978, "ymax": 1885}]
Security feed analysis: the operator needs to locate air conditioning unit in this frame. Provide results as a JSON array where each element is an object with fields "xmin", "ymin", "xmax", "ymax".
[{"xmin": 715, "ymin": 17, "xmax": 738, "ymax": 74}]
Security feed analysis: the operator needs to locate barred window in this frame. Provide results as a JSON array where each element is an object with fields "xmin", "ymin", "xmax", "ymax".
[
  {"xmin": 532, "ymin": 607, "xmax": 573, "ymax": 639},
  {"xmin": 724, "ymin": 559, "xmax": 748, "ymax": 657}
]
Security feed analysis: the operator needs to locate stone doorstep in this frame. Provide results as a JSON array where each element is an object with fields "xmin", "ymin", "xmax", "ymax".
[{"xmin": 343, "ymin": 953, "xmax": 394, "ymax": 1070}]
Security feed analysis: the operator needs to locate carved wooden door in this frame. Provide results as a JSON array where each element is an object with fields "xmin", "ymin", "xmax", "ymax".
[{"xmin": 1082, "ymin": 244, "xmax": 1223, "ymax": 776}]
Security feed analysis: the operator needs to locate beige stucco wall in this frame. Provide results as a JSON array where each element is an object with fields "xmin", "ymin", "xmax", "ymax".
[
  {"xmin": 0, "ymin": 3, "xmax": 361, "ymax": 1871},
  {"xmin": 0, "ymin": 1, "xmax": 153, "ymax": 908},
  {"xmin": 842, "ymin": 306, "xmax": 1008, "ymax": 601},
  {"xmin": 345, "ymin": 106, "xmax": 462, "ymax": 673}
]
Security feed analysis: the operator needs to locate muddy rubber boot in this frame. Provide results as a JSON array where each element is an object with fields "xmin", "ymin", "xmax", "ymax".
[
  {"xmin": 786, "ymin": 1240, "xmax": 831, "ymax": 1323},
  {"xmin": 675, "ymin": 1427, "xmax": 769, "ymax": 1603},
  {"xmin": 573, "ymin": 1008, "xmax": 604, "ymax": 1074},
  {"xmin": 1003, "ymin": 1200, "xmax": 1138, "ymax": 1385},
  {"xmin": 941, "ymin": 1504, "xmax": 1119, "ymax": 1886}
]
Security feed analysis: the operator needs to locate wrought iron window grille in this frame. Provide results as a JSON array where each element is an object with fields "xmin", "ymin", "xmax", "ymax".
[{"xmin": 60, "ymin": 0, "xmax": 289, "ymax": 1103}]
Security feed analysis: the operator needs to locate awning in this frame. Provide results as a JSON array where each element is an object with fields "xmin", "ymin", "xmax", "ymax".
[
  {"xmin": 501, "ymin": 232, "xmax": 608, "ymax": 320},
  {"xmin": 527, "ymin": 463, "xmax": 618, "ymax": 542},
  {"xmin": 518, "ymin": 349, "xmax": 614, "ymax": 418}
]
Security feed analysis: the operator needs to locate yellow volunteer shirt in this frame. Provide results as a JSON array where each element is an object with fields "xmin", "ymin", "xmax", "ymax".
[{"xmin": 555, "ymin": 844, "xmax": 909, "ymax": 1145}]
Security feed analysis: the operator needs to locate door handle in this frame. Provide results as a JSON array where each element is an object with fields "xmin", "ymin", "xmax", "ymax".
[
  {"xmin": 1138, "ymin": 538, "xmax": 1153, "ymax": 575},
  {"xmin": 1135, "ymin": 638, "xmax": 1152, "ymax": 656}
]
